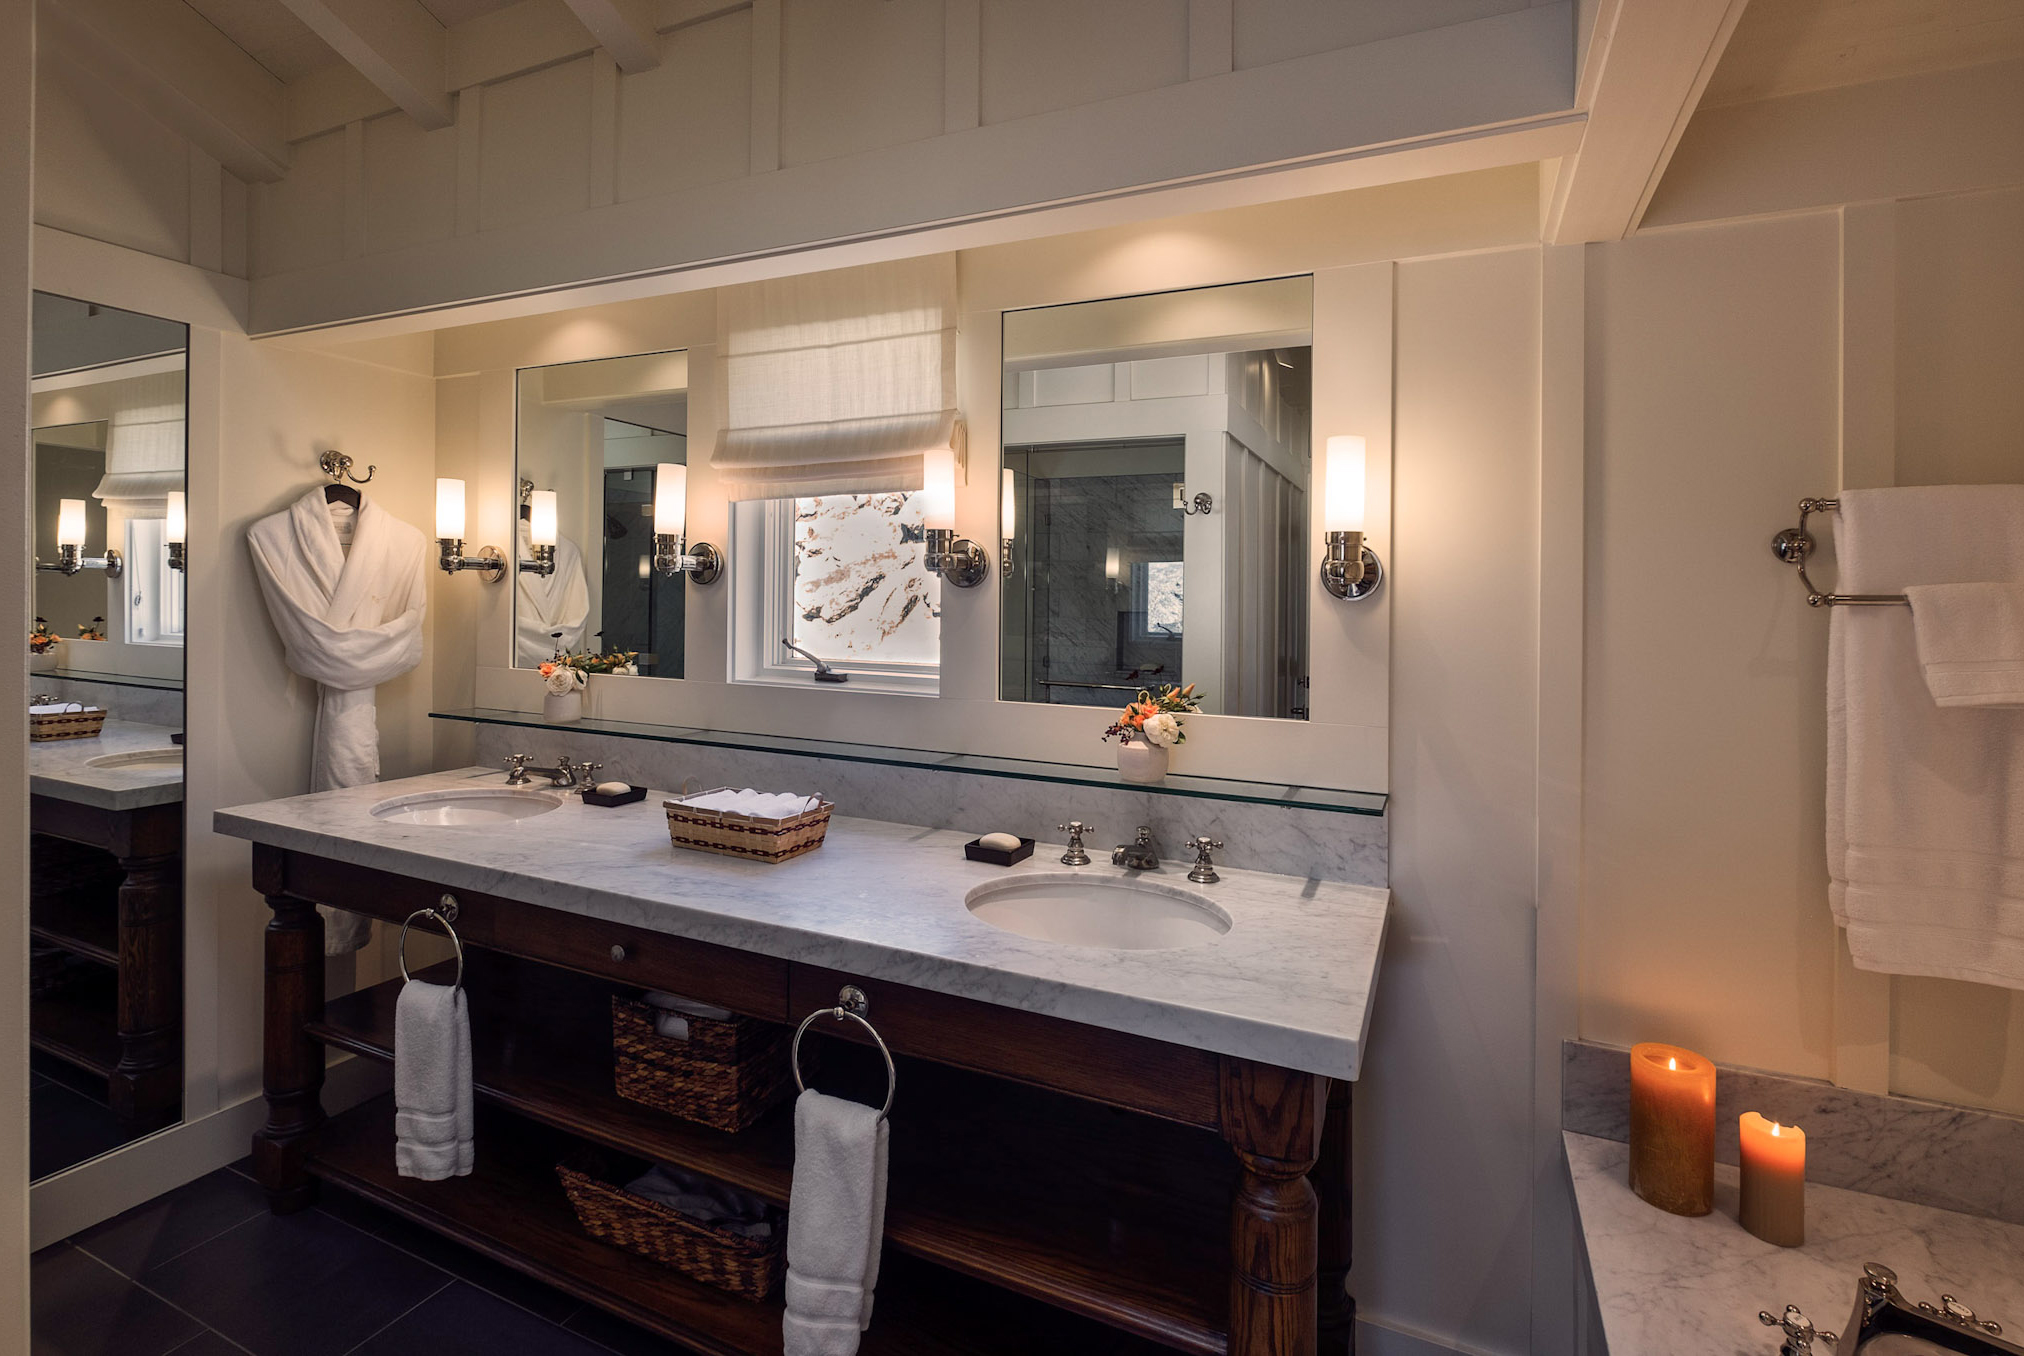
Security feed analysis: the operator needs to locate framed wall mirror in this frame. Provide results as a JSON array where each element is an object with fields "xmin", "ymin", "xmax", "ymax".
[
  {"xmin": 1000, "ymin": 276, "xmax": 1313, "ymax": 720},
  {"xmin": 26, "ymin": 291, "xmax": 189, "ymax": 1180},
  {"xmin": 513, "ymin": 351, "xmax": 690, "ymax": 675}
]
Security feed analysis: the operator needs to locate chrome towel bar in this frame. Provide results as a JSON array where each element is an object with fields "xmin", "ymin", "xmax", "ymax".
[
  {"xmin": 791, "ymin": 985, "xmax": 896, "ymax": 1121},
  {"xmin": 1771, "ymin": 497, "xmax": 1911, "ymax": 607}
]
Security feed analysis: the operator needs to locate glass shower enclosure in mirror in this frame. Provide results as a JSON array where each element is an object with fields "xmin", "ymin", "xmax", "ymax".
[
  {"xmin": 27, "ymin": 291, "xmax": 188, "ymax": 1179},
  {"xmin": 1000, "ymin": 276, "xmax": 1312, "ymax": 720},
  {"xmin": 514, "ymin": 351, "xmax": 689, "ymax": 676}
]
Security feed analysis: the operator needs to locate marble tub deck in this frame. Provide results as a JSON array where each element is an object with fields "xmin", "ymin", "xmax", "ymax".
[
  {"xmin": 217, "ymin": 766, "xmax": 1390, "ymax": 1080},
  {"xmin": 1567, "ymin": 1132, "xmax": 2024, "ymax": 1355},
  {"xmin": 30, "ymin": 719, "xmax": 185, "ymax": 811}
]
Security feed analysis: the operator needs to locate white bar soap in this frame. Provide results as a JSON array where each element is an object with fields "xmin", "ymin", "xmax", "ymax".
[
  {"xmin": 594, "ymin": 781, "xmax": 631, "ymax": 796},
  {"xmin": 978, "ymin": 832, "xmax": 1022, "ymax": 852}
]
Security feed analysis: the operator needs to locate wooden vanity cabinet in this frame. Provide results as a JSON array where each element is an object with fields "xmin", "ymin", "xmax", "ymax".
[{"xmin": 250, "ymin": 844, "xmax": 1355, "ymax": 1356}]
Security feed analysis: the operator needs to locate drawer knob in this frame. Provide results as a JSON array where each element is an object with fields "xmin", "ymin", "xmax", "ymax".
[{"xmin": 610, "ymin": 943, "xmax": 629, "ymax": 963}]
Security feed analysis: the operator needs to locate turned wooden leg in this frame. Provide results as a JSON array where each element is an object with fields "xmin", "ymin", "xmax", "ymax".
[
  {"xmin": 1315, "ymin": 1079, "xmax": 1355, "ymax": 1355},
  {"xmin": 253, "ymin": 856, "xmax": 325, "ymax": 1213},
  {"xmin": 108, "ymin": 851, "xmax": 183, "ymax": 1127},
  {"xmin": 1222, "ymin": 1059, "xmax": 1326, "ymax": 1356}
]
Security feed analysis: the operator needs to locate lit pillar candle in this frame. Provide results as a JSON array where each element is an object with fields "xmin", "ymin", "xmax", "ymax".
[
  {"xmin": 1739, "ymin": 1113, "xmax": 1806, "ymax": 1246},
  {"xmin": 1628, "ymin": 1043, "xmax": 1715, "ymax": 1216}
]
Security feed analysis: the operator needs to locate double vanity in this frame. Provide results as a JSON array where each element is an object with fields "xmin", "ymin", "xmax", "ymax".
[{"xmin": 218, "ymin": 765, "xmax": 1388, "ymax": 1356}]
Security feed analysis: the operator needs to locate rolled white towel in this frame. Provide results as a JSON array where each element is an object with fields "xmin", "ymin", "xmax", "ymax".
[
  {"xmin": 683, "ymin": 788, "xmax": 820, "ymax": 818},
  {"xmin": 644, "ymin": 990, "xmax": 731, "ymax": 1041}
]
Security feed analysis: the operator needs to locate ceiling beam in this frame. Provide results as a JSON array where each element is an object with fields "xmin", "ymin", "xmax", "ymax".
[
  {"xmin": 562, "ymin": 0, "xmax": 661, "ymax": 73},
  {"xmin": 1544, "ymin": 0, "xmax": 1749, "ymax": 244},
  {"xmin": 275, "ymin": 0, "xmax": 453, "ymax": 131},
  {"xmin": 38, "ymin": 0, "xmax": 289, "ymax": 182}
]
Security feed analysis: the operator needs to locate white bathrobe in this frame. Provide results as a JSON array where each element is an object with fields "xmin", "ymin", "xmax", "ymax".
[
  {"xmin": 248, "ymin": 488, "xmax": 429, "ymax": 954},
  {"xmin": 514, "ymin": 520, "xmax": 592, "ymax": 666}
]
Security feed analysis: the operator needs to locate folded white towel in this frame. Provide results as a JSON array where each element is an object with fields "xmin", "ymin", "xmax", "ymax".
[
  {"xmin": 1906, "ymin": 582, "xmax": 2024, "ymax": 707},
  {"xmin": 394, "ymin": 980, "xmax": 472, "ymax": 1180},
  {"xmin": 1830, "ymin": 486, "xmax": 2024, "ymax": 989},
  {"xmin": 643, "ymin": 990, "xmax": 732, "ymax": 1041},
  {"xmin": 684, "ymin": 788, "xmax": 820, "ymax": 818},
  {"xmin": 626, "ymin": 1163, "xmax": 776, "ymax": 1239},
  {"xmin": 783, "ymin": 1090, "xmax": 888, "ymax": 1356}
]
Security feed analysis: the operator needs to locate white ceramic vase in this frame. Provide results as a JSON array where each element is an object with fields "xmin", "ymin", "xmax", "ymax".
[
  {"xmin": 543, "ymin": 690, "xmax": 582, "ymax": 724},
  {"xmin": 1115, "ymin": 740, "xmax": 1170, "ymax": 784},
  {"xmin": 27, "ymin": 649, "xmax": 57, "ymax": 674}
]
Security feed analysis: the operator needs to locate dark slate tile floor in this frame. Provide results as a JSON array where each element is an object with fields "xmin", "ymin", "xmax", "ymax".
[{"xmin": 33, "ymin": 1164, "xmax": 700, "ymax": 1356}]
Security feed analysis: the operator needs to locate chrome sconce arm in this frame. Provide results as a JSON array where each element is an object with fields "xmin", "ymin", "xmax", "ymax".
[
  {"xmin": 518, "ymin": 544, "xmax": 556, "ymax": 577},
  {"xmin": 1320, "ymin": 529, "xmax": 1383, "ymax": 602},
  {"xmin": 652, "ymin": 533, "xmax": 723, "ymax": 585},
  {"xmin": 437, "ymin": 538, "xmax": 505, "ymax": 582},
  {"xmin": 167, "ymin": 543, "xmax": 186, "ymax": 573},
  {"xmin": 924, "ymin": 528, "xmax": 990, "ymax": 589},
  {"xmin": 37, "ymin": 545, "xmax": 123, "ymax": 579}
]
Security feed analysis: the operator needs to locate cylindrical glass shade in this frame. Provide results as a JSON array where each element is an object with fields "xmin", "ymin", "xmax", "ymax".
[
  {"xmin": 653, "ymin": 463, "xmax": 687, "ymax": 537},
  {"xmin": 57, "ymin": 499, "xmax": 87, "ymax": 549},
  {"xmin": 528, "ymin": 490, "xmax": 558, "ymax": 547},
  {"xmin": 921, "ymin": 448, "xmax": 956, "ymax": 531},
  {"xmin": 435, "ymin": 478, "xmax": 467, "ymax": 540},
  {"xmin": 1001, "ymin": 467, "xmax": 1016, "ymax": 538},
  {"xmin": 1325, "ymin": 435, "xmax": 1366, "ymax": 533},
  {"xmin": 165, "ymin": 491, "xmax": 187, "ymax": 545}
]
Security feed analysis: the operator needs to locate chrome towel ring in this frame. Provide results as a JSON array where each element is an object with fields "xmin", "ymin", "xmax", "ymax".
[
  {"xmin": 790, "ymin": 985, "xmax": 896, "ymax": 1121},
  {"xmin": 398, "ymin": 894, "xmax": 465, "ymax": 990}
]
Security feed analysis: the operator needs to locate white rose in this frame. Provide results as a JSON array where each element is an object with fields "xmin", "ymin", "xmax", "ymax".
[
  {"xmin": 1141, "ymin": 712, "xmax": 1181, "ymax": 747},
  {"xmin": 613, "ymin": 664, "xmax": 638, "ymax": 677},
  {"xmin": 544, "ymin": 666, "xmax": 579, "ymax": 695}
]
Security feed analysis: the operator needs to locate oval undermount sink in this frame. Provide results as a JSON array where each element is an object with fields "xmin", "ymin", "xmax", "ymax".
[
  {"xmin": 370, "ymin": 788, "xmax": 565, "ymax": 826},
  {"xmin": 84, "ymin": 748, "xmax": 183, "ymax": 770},
  {"xmin": 965, "ymin": 873, "xmax": 1232, "ymax": 950}
]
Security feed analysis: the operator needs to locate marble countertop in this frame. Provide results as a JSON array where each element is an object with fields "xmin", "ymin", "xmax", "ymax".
[
  {"xmin": 1567, "ymin": 1132, "xmax": 2024, "ymax": 1354},
  {"xmin": 216, "ymin": 766, "xmax": 1390, "ymax": 1079},
  {"xmin": 30, "ymin": 719, "xmax": 185, "ymax": 810}
]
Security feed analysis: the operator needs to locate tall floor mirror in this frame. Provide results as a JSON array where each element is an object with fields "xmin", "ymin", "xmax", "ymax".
[{"xmin": 26, "ymin": 292, "xmax": 188, "ymax": 1179}]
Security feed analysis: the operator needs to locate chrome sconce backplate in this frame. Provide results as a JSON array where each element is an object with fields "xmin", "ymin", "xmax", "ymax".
[
  {"xmin": 653, "ymin": 535, "xmax": 723, "ymax": 585},
  {"xmin": 925, "ymin": 528, "xmax": 990, "ymax": 589},
  {"xmin": 1321, "ymin": 530, "xmax": 1383, "ymax": 601}
]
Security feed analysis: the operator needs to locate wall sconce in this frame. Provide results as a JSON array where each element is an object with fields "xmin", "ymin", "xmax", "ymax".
[
  {"xmin": 1001, "ymin": 468, "xmax": 1016, "ymax": 579},
  {"xmin": 1320, "ymin": 436, "xmax": 1383, "ymax": 601},
  {"xmin": 38, "ymin": 498, "xmax": 122, "ymax": 578},
  {"xmin": 921, "ymin": 447, "xmax": 988, "ymax": 588},
  {"xmin": 166, "ymin": 491, "xmax": 187, "ymax": 573},
  {"xmin": 520, "ymin": 489, "xmax": 558, "ymax": 576},
  {"xmin": 650, "ymin": 463, "xmax": 721, "ymax": 584},
  {"xmin": 435, "ymin": 477, "xmax": 503, "ymax": 582}
]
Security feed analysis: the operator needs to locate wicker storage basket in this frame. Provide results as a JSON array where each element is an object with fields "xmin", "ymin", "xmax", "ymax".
[
  {"xmin": 556, "ymin": 1148, "xmax": 784, "ymax": 1300},
  {"xmin": 662, "ymin": 789, "xmax": 833, "ymax": 864},
  {"xmin": 29, "ymin": 703, "xmax": 106, "ymax": 742},
  {"xmin": 611, "ymin": 995, "xmax": 794, "ymax": 1133}
]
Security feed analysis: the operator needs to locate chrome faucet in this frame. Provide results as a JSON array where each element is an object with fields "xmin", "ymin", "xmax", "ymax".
[
  {"xmin": 1112, "ymin": 826, "xmax": 1159, "ymax": 871},
  {"xmin": 504, "ymin": 753, "xmax": 577, "ymax": 788}
]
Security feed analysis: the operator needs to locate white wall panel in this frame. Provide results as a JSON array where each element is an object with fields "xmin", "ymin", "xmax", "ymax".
[
  {"xmin": 34, "ymin": 53, "xmax": 193, "ymax": 264},
  {"xmin": 364, "ymin": 110, "xmax": 459, "ymax": 255},
  {"xmin": 252, "ymin": 128, "xmax": 346, "ymax": 276},
  {"xmin": 480, "ymin": 57, "xmax": 594, "ymax": 232},
  {"xmin": 780, "ymin": 0, "xmax": 944, "ymax": 168},
  {"xmin": 1233, "ymin": 0, "xmax": 1530, "ymax": 70},
  {"xmin": 616, "ymin": 9, "xmax": 753, "ymax": 200},
  {"xmin": 979, "ymin": 0, "xmax": 1188, "ymax": 125}
]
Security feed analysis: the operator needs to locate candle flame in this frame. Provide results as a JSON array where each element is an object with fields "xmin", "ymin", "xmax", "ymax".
[{"xmin": 1667, "ymin": 1057, "xmax": 1677, "ymax": 1071}]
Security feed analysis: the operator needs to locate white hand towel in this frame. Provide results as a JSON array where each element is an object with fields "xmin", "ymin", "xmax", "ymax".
[
  {"xmin": 394, "ymin": 980, "xmax": 473, "ymax": 1180},
  {"xmin": 643, "ymin": 990, "xmax": 733, "ymax": 1041},
  {"xmin": 1906, "ymin": 582, "xmax": 2024, "ymax": 707},
  {"xmin": 685, "ymin": 788, "xmax": 820, "ymax": 818},
  {"xmin": 783, "ymin": 1091, "xmax": 889, "ymax": 1356},
  {"xmin": 1829, "ymin": 486, "xmax": 2024, "ymax": 989}
]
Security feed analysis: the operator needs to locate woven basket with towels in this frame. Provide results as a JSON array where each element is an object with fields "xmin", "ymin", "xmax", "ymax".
[{"xmin": 662, "ymin": 787, "xmax": 832, "ymax": 864}]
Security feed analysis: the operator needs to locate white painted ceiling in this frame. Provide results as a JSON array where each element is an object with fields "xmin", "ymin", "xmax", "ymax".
[
  {"xmin": 1702, "ymin": 0, "xmax": 2024, "ymax": 108},
  {"xmin": 182, "ymin": 0, "xmax": 527, "ymax": 84}
]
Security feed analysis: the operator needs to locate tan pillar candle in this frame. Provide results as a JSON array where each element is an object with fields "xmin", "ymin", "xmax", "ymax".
[
  {"xmin": 1739, "ymin": 1113, "xmax": 1806, "ymax": 1246},
  {"xmin": 1628, "ymin": 1043, "xmax": 1715, "ymax": 1216}
]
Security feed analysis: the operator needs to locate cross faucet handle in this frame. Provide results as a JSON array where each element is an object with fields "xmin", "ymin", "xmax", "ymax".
[
  {"xmin": 503, "ymin": 753, "xmax": 533, "ymax": 784},
  {"xmin": 573, "ymin": 760, "xmax": 604, "ymax": 789},
  {"xmin": 1759, "ymin": 1306, "xmax": 1836, "ymax": 1355},
  {"xmin": 1186, "ymin": 835, "xmax": 1225, "ymax": 884},
  {"xmin": 1058, "ymin": 821, "xmax": 1092, "ymax": 866}
]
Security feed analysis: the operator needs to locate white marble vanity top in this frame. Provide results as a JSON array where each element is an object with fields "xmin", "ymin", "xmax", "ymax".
[
  {"xmin": 1567, "ymin": 1132, "xmax": 2024, "ymax": 1355},
  {"xmin": 216, "ymin": 766, "xmax": 1390, "ymax": 1079},
  {"xmin": 30, "ymin": 719, "xmax": 185, "ymax": 811}
]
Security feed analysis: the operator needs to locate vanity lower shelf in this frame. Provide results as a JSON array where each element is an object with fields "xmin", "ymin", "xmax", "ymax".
[
  {"xmin": 310, "ymin": 954, "xmax": 1234, "ymax": 1354},
  {"xmin": 311, "ymin": 1096, "xmax": 1178, "ymax": 1356}
]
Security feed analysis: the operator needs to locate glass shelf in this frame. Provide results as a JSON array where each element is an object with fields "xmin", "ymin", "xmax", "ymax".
[
  {"xmin": 431, "ymin": 708, "xmax": 1387, "ymax": 817},
  {"xmin": 37, "ymin": 668, "xmax": 184, "ymax": 693}
]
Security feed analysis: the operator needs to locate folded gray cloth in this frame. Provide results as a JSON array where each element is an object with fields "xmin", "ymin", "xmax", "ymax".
[
  {"xmin": 625, "ymin": 1163, "xmax": 775, "ymax": 1239},
  {"xmin": 394, "ymin": 980, "xmax": 471, "ymax": 1180}
]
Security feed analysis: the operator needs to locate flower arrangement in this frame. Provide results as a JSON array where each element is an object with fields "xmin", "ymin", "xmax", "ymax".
[
  {"xmin": 1103, "ymin": 683, "xmax": 1202, "ymax": 748},
  {"xmin": 540, "ymin": 648, "xmax": 640, "ymax": 694},
  {"xmin": 76, "ymin": 617, "xmax": 108, "ymax": 642},
  {"xmin": 29, "ymin": 618, "xmax": 57, "ymax": 655}
]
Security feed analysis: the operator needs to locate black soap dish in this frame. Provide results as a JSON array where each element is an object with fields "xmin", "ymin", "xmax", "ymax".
[
  {"xmin": 581, "ymin": 784, "xmax": 648, "ymax": 808},
  {"xmin": 964, "ymin": 836, "xmax": 1035, "ymax": 867}
]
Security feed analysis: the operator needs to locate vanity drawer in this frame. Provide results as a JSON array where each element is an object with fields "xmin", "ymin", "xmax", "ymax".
[{"xmin": 785, "ymin": 964, "xmax": 1221, "ymax": 1128}]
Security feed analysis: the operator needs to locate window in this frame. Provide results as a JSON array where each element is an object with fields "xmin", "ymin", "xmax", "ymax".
[
  {"xmin": 125, "ymin": 516, "xmax": 184, "ymax": 645},
  {"xmin": 1136, "ymin": 560, "xmax": 1184, "ymax": 639},
  {"xmin": 731, "ymin": 491, "xmax": 941, "ymax": 693}
]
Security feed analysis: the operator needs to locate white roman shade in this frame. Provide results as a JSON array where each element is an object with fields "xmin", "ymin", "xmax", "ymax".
[
  {"xmin": 92, "ymin": 368, "xmax": 186, "ymax": 508},
  {"xmin": 714, "ymin": 256, "xmax": 962, "ymax": 500}
]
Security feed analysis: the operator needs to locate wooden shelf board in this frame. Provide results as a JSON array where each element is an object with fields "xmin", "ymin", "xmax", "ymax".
[
  {"xmin": 31, "ymin": 971, "xmax": 120, "ymax": 1078},
  {"xmin": 31, "ymin": 890, "xmax": 120, "ymax": 967},
  {"xmin": 312, "ymin": 956, "xmax": 1231, "ymax": 1354},
  {"xmin": 311, "ymin": 1097, "xmax": 1182, "ymax": 1356}
]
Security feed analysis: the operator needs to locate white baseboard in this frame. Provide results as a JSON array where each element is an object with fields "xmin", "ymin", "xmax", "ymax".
[
  {"xmin": 1358, "ymin": 1316, "xmax": 1496, "ymax": 1356},
  {"xmin": 29, "ymin": 1055, "xmax": 392, "ymax": 1251}
]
